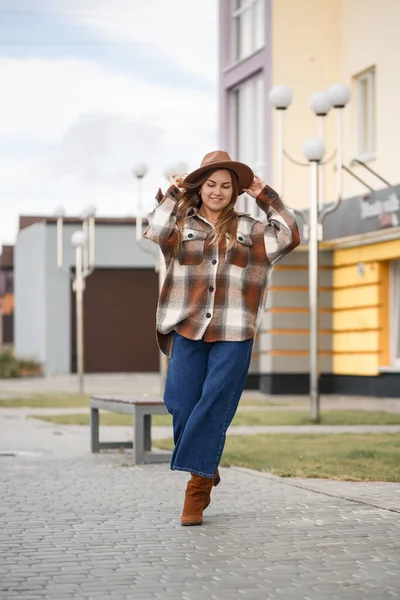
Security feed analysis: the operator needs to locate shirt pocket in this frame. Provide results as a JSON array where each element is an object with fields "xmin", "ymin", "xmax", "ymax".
[
  {"xmin": 225, "ymin": 232, "xmax": 253, "ymax": 268},
  {"xmin": 178, "ymin": 228, "xmax": 208, "ymax": 265}
]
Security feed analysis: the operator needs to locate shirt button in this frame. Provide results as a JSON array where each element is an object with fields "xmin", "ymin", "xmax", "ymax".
[
  {"xmin": 238, "ymin": 236, "xmax": 243, "ymax": 241},
  {"xmin": 173, "ymin": 187, "xmax": 180, "ymax": 194},
  {"xmin": 212, "ymin": 259, "xmax": 217, "ymax": 265},
  {"xmin": 209, "ymin": 286, "xmax": 214, "ymax": 292},
  {"xmin": 206, "ymin": 313, "xmax": 212, "ymax": 318},
  {"xmin": 188, "ymin": 233, "xmax": 193, "ymax": 238}
]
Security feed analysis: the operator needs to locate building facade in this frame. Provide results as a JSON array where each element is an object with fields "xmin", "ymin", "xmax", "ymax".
[
  {"xmin": 0, "ymin": 245, "xmax": 14, "ymax": 347},
  {"xmin": 219, "ymin": 0, "xmax": 400, "ymax": 396},
  {"xmin": 15, "ymin": 217, "xmax": 159, "ymax": 376}
]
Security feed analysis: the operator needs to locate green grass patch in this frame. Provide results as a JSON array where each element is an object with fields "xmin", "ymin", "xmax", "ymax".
[
  {"xmin": 155, "ymin": 433, "xmax": 400, "ymax": 482},
  {"xmin": 239, "ymin": 398, "xmax": 292, "ymax": 407},
  {"xmin": 29, "ymin": 409, "xmax": 400, "ymax": 427},
  {"xmin": 0, "ymin": 394, "xmax": 90, "ymax": 408},
  {"xmin": 30, "ymin": 412, "xmax": 173, "ymax": 426},
  {"xmin": 232, "ymin": 410, "xmax": 400, "ymax": 426},
  {"xmin": 1, "ymin": 394, "xmax": 286, "ymax": 409}
]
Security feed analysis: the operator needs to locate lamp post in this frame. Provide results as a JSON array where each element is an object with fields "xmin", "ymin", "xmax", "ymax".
[
  {"xmin": 132, "ymin": 163, "xmax": 148, "ymax": 243},
  {"xmin": 309, "ymin": 92, "xmax": 332, "ymax": 210},
  {"xmin": 56, "ymin": 205, "xmax": 97, "ymax": 394},
  {"xmin": 302, "ymin": 138, "xmax": 326, "ymax": 422},
  {"xmin": 269, "ymin": 82, "xmax": 351, "ymax": 422},
  {"xmin": 327, "ymin": 83, "xmax": 351, "ymax": 204},
  {"xmin": 71, "ymin": 230, "xmax": 87, "ymax": 395},
  {"xmin": 81, "ymin": 204, "xmax": 96, "ymax": 271},
  {"xmin": 268, "ymin": 85, "xmax": 293, "ymax": 198}
]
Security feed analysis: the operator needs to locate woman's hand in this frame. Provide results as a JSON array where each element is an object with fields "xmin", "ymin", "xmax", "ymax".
[
  {"xmin": 168, "ymin": 175, "xmax": 185, "ymax": 190},
  {"xmin": 243, "ymin": 174, "xmax": 265, "ymax": 198}
]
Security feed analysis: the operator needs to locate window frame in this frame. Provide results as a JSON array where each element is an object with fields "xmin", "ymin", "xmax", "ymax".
[
  {"xmin": 229, "ymin": 73, "xmax": 265, "ymax": 216},
  {"xmin": 355, "ymin": 67, "xmax": 376, "ymax": 161},
  {"xmin": 231, "ymin": 0, "xmax": 265, "ymax": 64}
]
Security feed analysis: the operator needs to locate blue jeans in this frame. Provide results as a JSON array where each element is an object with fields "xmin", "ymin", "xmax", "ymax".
[{"xmin": 164, "ymin": 332, "xmax": 253, "ymax": 478}]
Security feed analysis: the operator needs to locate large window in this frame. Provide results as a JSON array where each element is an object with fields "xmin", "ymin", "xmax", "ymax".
[
  {"xmin": 230, "ymin": 74, "xmax": 264, "ymax": 215},
  {"xmin": 355, "ymin": 67, "xmax": 376, "ymax": 160},
  {"xmin": 232, "ymin": 0, "xmax": 265, "ymax": 62},
  {"xmin": 390, "ymin": 260, "xmax": 400, "ymax": 368}
]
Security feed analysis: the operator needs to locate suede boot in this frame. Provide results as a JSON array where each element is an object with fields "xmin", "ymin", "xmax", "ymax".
[
  {"xmin": 203, "ymin": 469, "xmax": 221, "ymax": 510},
  {"xmin": 181, "ymin": 474, "xmax": 215, "ymax": 526}
]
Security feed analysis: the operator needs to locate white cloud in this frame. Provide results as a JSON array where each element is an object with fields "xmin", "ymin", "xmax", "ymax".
[
  {"xmin": 0, "ymin": 50, "xmax": 218, "ymax": 245},
  {"xmin": 0, "ymin": 0, "xmax": 219, "ymax": 247}
]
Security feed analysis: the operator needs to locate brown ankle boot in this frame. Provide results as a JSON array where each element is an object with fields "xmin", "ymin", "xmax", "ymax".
[
  {"xmin": 181, "ymin": 474, "xmax": 215, "ymax": 526},
  {"xmin": 203, "ymin": 469, "xmax": 221, "ymax": 510}
]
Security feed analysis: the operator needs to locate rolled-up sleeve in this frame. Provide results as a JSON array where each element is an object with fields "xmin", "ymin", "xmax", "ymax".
[
  {"xmin": 256, "ymin": 185, "xmax": 300, "ymax": 266},
  {"xmin": 143, "ymin": 186, "xmax": 183, "ymax": 257}
]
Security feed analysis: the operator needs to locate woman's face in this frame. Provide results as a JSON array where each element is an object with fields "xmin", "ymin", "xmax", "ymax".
[{"xmin": 199, "ymin": 170, "xmax": 233, "ymax": 216}]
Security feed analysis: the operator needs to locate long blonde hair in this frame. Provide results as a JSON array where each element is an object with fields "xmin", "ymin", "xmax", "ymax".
[{"xmin": 175, "ymin": 168, "xmax": 240, "ymax": 256}]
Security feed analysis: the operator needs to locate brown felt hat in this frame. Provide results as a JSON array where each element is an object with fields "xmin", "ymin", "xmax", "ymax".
[{"xmin": 184, "ymin": 150, "xmax": 254, "ymax": 195}]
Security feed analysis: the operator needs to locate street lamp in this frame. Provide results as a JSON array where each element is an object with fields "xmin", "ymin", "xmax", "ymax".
[
  {"xmin": 302, "ymin": 138, "xmax": 325, "ymax": 422},
  {"xmin": 81, "ymin": 204, "xmax": 96, "ymax": 272},
  {"xmin": 309, "ymin": 92, "xmax": 332, "ymax": 210},
  {"xmin": 269, "ymin": 82, "xmax": 351, "ymax": 421},
  {"xmin": 164, "ymin": 161, "xmax": 189, "ymax": 182},
  {"xmin": 71, "ymin": 230, "xmax": 87, "ymax": 395},
  {"xmin": 55, "ymin": 205, "xmax": 97, "ymax": 394},
  {"xmin": 327, "ymin": 83, "xmax": 351, "ymax": 205},
  {"xmin": 268, "ymin": 85, "xmax": 293, "ymax": 198},
  {"xmin": 132, "ymin": 163, "xmax": 148, "ymax": 243}
]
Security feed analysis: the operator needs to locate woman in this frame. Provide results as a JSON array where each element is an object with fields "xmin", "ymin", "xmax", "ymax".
[{"xmin": 144, "ymin": 150, "xmax": 300, "ymax": 526}]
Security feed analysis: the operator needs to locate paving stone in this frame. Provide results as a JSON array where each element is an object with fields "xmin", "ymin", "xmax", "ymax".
[{"xmin": 1, "ymin": 409, "xmax": 400, "ymax": 600}]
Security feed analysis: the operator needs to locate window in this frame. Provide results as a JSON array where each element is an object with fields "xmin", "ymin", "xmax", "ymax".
[
  {"xmin": 390, "ymin": 261, "xmax": 400, "ymax": 368},
  {"xmin": 230, "ymin": 74, "xmax": 264, "ymax": 215},
  {"xmin": 232, "ymin": 0, "xmax": 265, "ymax": 62},
  {"xmin": 355, "ymin": 67, "xmax": 376, "ymax": 159}
]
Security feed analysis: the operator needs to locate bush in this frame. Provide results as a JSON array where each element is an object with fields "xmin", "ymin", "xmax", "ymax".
[{"xmin": 0, "ymin": 348, "xmax": 42, "ymax": 378}]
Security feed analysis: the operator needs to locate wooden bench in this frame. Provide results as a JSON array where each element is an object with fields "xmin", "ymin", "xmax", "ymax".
[{"xmin": 90, "ymin": 395, "xmax": 172, "ymax": 465}]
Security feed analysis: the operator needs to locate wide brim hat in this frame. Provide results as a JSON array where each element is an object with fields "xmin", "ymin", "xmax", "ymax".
[{"xmin": 183, "ymin": 150, "xmax": 254, "ymax": 195}]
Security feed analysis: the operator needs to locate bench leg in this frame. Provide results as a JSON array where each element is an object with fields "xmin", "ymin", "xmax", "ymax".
[
  {"xmin": 133, "ymin": 407, "xmax": 144, "ymax": 464},
  {"xmin": 90, "ymin": 407, "xmax": 100, "ymax": 453},
  {"xmin": 144, "ymin": 414, "xmax": 151, "ymax": 451}
]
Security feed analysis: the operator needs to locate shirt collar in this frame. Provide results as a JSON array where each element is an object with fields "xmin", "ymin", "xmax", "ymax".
[{"xmin": 189, "ymin": 206, "xmax": 250, "ymax": 224}]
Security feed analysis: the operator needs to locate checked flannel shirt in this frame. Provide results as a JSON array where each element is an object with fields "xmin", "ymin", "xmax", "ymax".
[{"xmin": 144, "ymin": 184, "xmax": 300, "ymax": 357}]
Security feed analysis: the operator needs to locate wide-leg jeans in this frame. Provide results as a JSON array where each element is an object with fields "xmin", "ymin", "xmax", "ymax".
[{"xmin": 164, "ymin": 332, "xmax": 253, "ymax": 479}]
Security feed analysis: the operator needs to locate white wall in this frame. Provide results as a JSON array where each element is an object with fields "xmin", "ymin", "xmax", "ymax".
[
  {"xmin": 16, "ymin": 222, "xmax": 157, "ymax": 375},
  {"xmin": 14, "ymin": 223, "xmax": 47, "ymax": 365}
]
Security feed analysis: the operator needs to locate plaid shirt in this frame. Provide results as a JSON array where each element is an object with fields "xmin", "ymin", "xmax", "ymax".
[{"xmin": 144, "ymin": 184, "xmax": 300, "ymax": 356}]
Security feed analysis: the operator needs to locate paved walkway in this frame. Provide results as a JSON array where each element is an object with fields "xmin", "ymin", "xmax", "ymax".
[{"xmin": 1, "ymin": 405, "xmax": 400, "ymax": 599}]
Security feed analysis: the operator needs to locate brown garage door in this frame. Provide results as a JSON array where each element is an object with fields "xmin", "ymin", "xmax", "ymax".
[{"xmin": 71, "ymin": 268, "xmax": 159, "ymax": 373}]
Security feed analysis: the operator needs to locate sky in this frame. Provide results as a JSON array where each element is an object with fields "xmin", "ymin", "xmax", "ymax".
[{"xmin": 0, "ymin": 0, "xmax": 219, "ymax": 247}]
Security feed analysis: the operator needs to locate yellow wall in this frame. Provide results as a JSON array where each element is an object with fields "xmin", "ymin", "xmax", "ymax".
[
  {"xmin": 341, "ymin": 0, "xmax": 400, "ymax": 198},
  {"xmin": 332, "ymin": 240, "xmax": 398, "ymax": 375},
  {"xmin": 271, "ymin": 0, "xmax": 400, "ymax": 208},
  {"xmin": 271, "ymin": 0, "xmax": 340, "ymax": 209}
]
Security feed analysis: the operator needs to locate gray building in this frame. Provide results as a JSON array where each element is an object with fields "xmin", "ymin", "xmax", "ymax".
[{"xmin": 15, "ymin": 217, "xmax": 159, "ymax": 376}]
